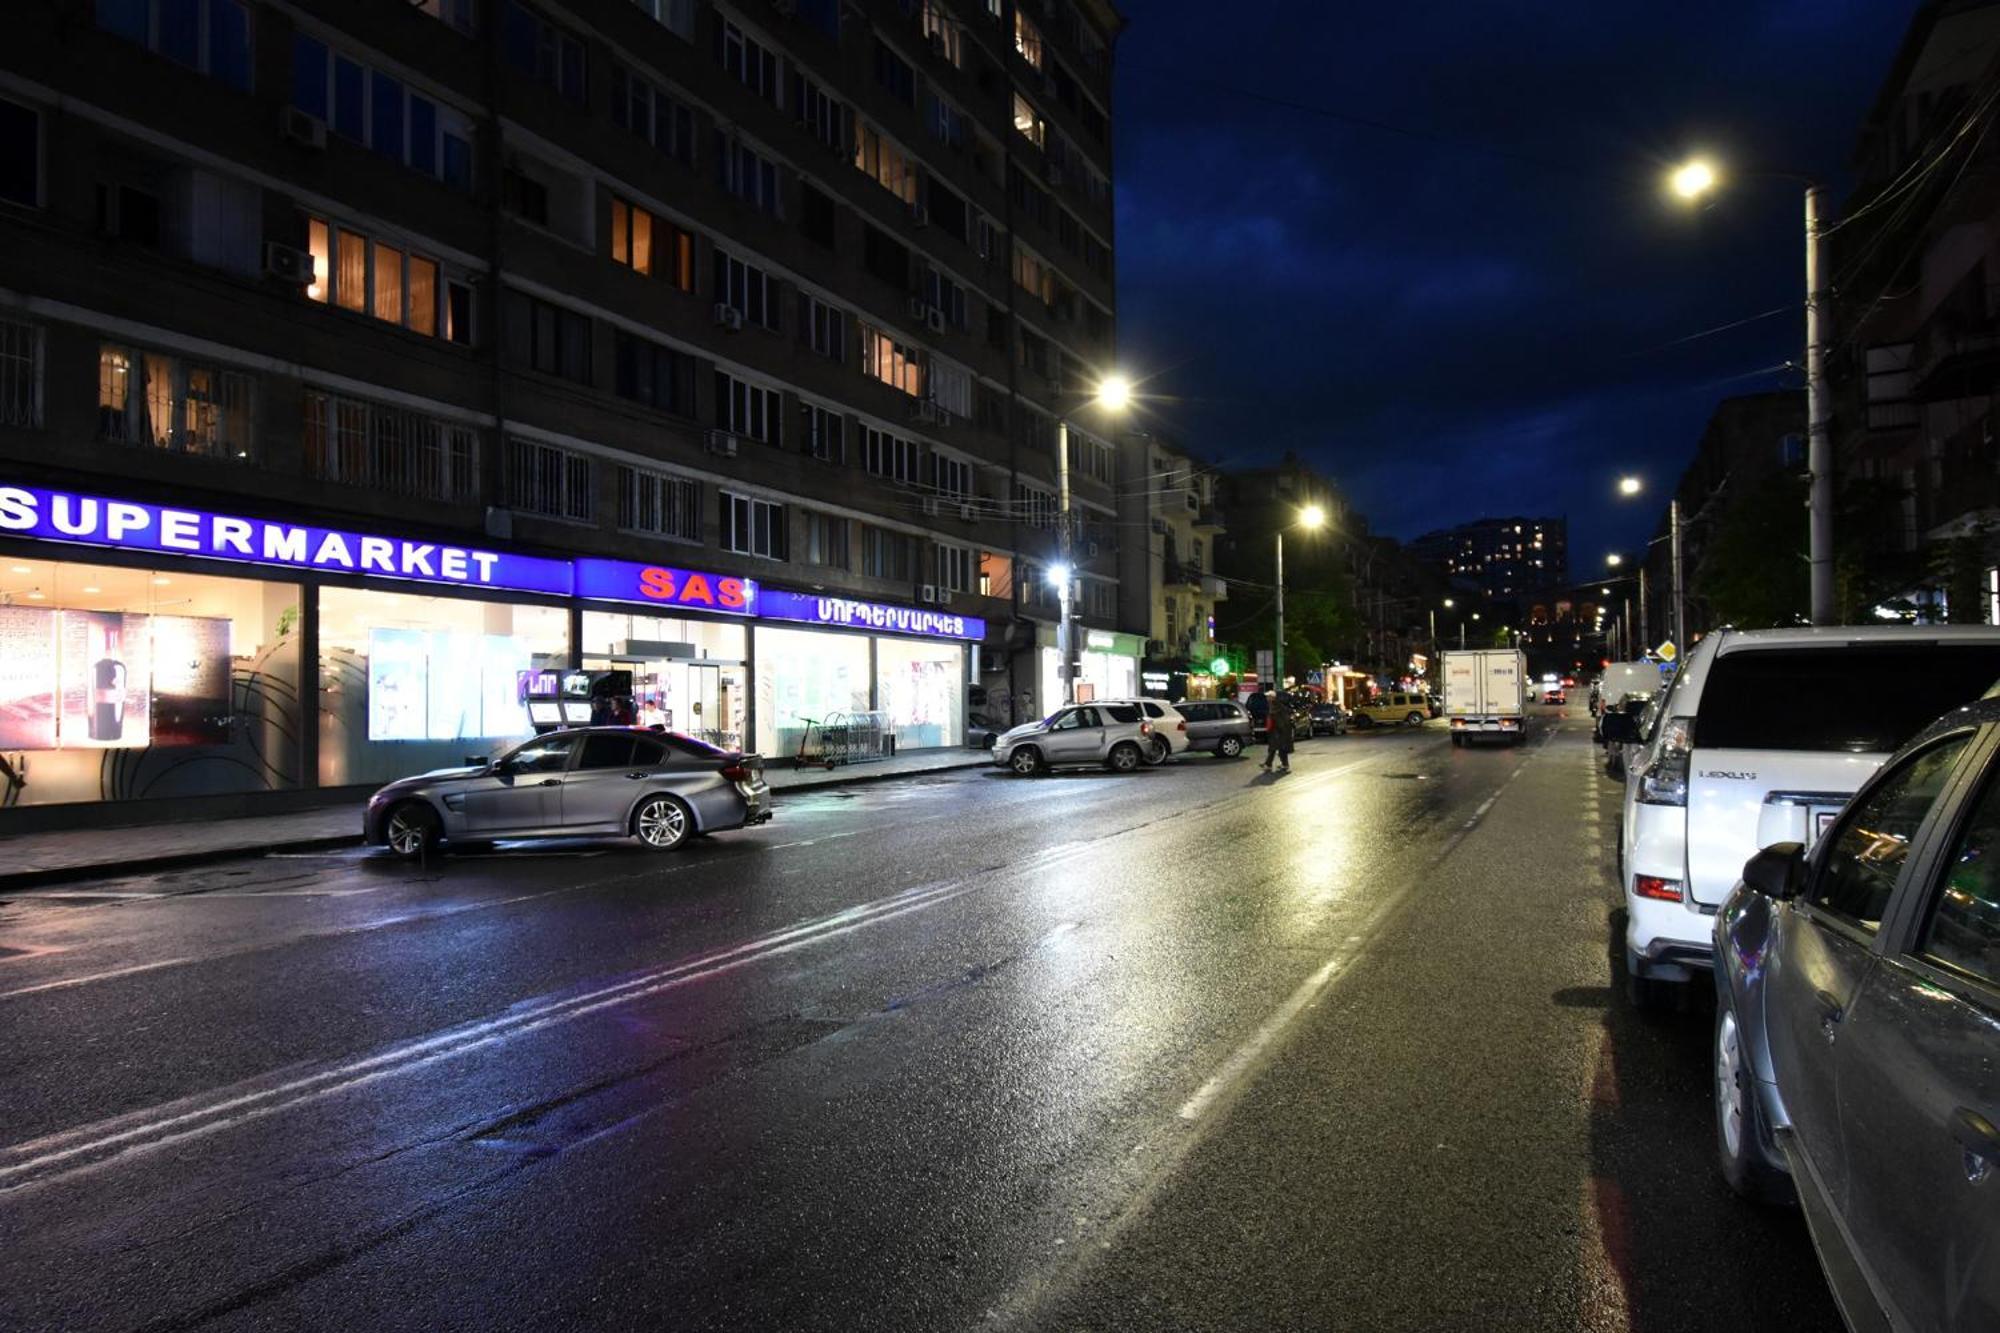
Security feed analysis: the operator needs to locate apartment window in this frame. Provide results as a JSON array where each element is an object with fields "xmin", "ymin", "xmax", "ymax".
[
  {"xmin": 800, "ymin": 182, "xmax": 837, "ymax": 248},
  {"xmin": 861, "ymin": 525, "xmax": 915, "ymax": 580},
  {"xmin": 861, "ymin": 425, "xmax": 921, "ymax": 485},
  {"xmin": 1012, "ymin": 94, "xmax": 1046, "ymax": 149},
  {"xmin": 929, "ymin": 95, "xmax": 966, "ymax": 151},
  {"xmin": 503, "ymin": 291, "xmax": 592, "ymax": 383},
  {"xmin": 415, "ymin": 0, "xmax": 477, "ymax": 34},
  {"xmin": 628, "ymin": 0, "xmax": 694, "ymax": 40},
  {"xmin": 924, "ymin": 269, "xmax": 968, "ymax": 329},
  {"xmin": 303, "ymin": 391, "xmax": 478, "ymax": 503},
  {"xmin": 1070, "ymin": 431, "xmax": 1114, "ymax": 484},
  {"xmin": 716, "ymin": 137, "xmax": 783, "ymax": 217},
  {"xmin": 933, "ymin": 543, "xmax": 973, "ymax": 594},
  {"xmin": 1082, "ymin": 232, "xmax": 1110, "ymax": 279},
  {"xmin": 921, "ymin": 3, "xmax": 962, "ymax": 66},
  {"xmin": 1014, "ymin": 482, "xmax": 1055, "ymax": 529},
  {"xmin": 801, "ymin": 295, "xmax": 847, "ymax": 361},
  {"xmin": 930, "ymin": 452, "xmax": 972, "ymax": 501},
  {"xmin": 715, "ymin": 372, "xmax": 781, "ymax": 445},
  {"xmin": 863, "ymin": 225, "xmax": 909, "ymax": 287},
  {"xmin": 793, "ymin": 72, "xmax": 846, "ymax": 153},
  {"xmin": 294, "ymin": 37, "xmax": 474, "ymax": 189},
  {"xmin": 98, "ymin": 344, "xmax": 253, "ymax": 459},
  {"xmin": 800, "ymin": 403, "xmax": 845, "ymax": 462},
  {"xmin": 860, "ymin": 325, "xmax": 925, "ymax": 398},
  {"xmin": 503, "ymin": 2, "xmax": 586, "ymax": 105},
  {"xmin": 612, "ymin": 66, "xmax": 696, "ymax": 166},
  {"xmin": 721, "ymin": 493, "xmax": 787, "ymax": 560},
  {"xmin": 505, "ymin": 438, "xmax": 593, "ymax": 520},
  {"xmin": 874, "ymin": 41, "xmax": 915, "ymax": 106},
  {"xmin": 1057, "ymin": 207, "xmax": 1080, "ymax": 254},
  {"xmin": 613, "ymin": 331, "xmax": 687, "ymax": 413},
  {"xmin": 0, "ymin": 320, "xmax": 43, "ymax": 428},
  {"xmin": 95, "ymin": 182, "xmax": 161, "ymax": 246},
  {"xmin": 927, "ymin": 181, "xmax": 968, "ymax": 241},
  {"xmin": 1013, "ymin": 9, "xmax": 1044, "ymax": 70},
  {"xmin": 97, "ymin": 0, "xmax": 251, "ymax": 91},
  {"xmin": 307, "ymin": 217, "xmax": 469, "ymax": 342},
  {"xmin": 713, "ymin": 251, "xmax": 775, "ymax": 328},
  {"xmin": 930, "ymin": 358, "xmax": 972, "ymax": 420},
  {"xmin": 717, "ymin": 21, "xmax": 781, "ymax": 105},
  {"xmin": 0, "ymin": 100, "xmax": 39, "ymax": 209},
  {"xmin": 1087, "ymin": 581, "xmax": 1115, "ymax": 618},
  {"xmin": 619, "ymin": 465, "xmax": 701, "ymax": 540},
  {"xmin": 609, "ymin": 196, "xmax": 695, "ymax": 289},
  {"xmin": 1009, "ymin": 164, "xmax": 1052, "ymax": 228},
  {"xmin": 974, "ymin": 213, "xmax": 997, "ymax": 260},
  {"xmin": 855, "ymin": 123, "xmax": 918, "ymax": 205},
  {"xmin": 1013, "ymin": 246, "xmax": 1055, "ymax": 305},
  {"xmin": 804, "ymin": 511, "xmax": 849, "ymax": 568}
]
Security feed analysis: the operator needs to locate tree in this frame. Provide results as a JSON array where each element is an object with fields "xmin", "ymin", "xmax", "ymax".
[{"xmin": 1694, "ymin": 471, "xmax": 1808, "ymax": 628}]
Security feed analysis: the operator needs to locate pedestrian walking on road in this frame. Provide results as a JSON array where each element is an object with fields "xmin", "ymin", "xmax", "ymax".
[{"xmin": 1260, "ymin": 688, "xmax": 1294, "ymax": 772}]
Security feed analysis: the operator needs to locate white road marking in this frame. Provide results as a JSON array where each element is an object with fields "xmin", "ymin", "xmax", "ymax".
[
  {"xmin": 0, "ymin": 957, "xmax": 196, "ymax": 999},
  {"xmin": 1178, "ymin": 956, "xmax": 1345, "ymax": 1121}
]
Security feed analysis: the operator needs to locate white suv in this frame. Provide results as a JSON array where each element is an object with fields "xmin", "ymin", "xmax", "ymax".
[
  {"xmin": 1095, "ymin": 698, "xmax": 1192, "ymax": 764},
  {"xmin": 1605, "ymin": 625, "xmax": 2000, "ymax": 1008}
]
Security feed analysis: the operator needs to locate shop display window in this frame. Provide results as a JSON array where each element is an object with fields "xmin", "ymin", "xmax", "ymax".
[
  {"xmin": 754, "ymin": 625, "xmax": 869, "ymax": 759},
  {"xmin": 580, "ymin": 610, "xmax": 747, "ymax": 748},
  {"xmin": 0, "ymin": 559, "xmax": 301, "ymax": 806},
  {"xmin": 319, "ymin": 586, "xmax": 567, "ymax": 785},
  {"xmin": 876, "ymin": 639, "xmax": 963, "ymax": 749}
]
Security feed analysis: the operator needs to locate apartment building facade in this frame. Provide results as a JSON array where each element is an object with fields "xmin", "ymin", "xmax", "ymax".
[
  {"xmin": 1408, "ymin": 515, "xmax": 1567, "ymax": 601},
  {"xmin": 1115, "ymin": 430, "xmax": 1225, "ymax": 699},
  {"xmin": 0, "ymin": 0, "xmax": 1124, "ymax": 823}
]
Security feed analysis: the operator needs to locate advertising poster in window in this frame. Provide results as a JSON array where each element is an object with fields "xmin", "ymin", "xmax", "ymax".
[
  {"xmin": 0, "ymin": 605, "xmax": 58, "ymax": 751},
  {"xmin": 149, "ymin": 615, "xmax": 234, "ymax": 747},
  {"xmin": 478, "ymin": 635, "xmax": 533, "ymax": 738},
  {"xmin": 425, "ymin": 632, "xmax": 482, "ymax": 740},
  {"xmin": 59, "ymin": 610, "xmax": 152, "ymax": 748},
  {"xmin": 367, "ymin": 628, "xmax": 428, "ymax": 740}
]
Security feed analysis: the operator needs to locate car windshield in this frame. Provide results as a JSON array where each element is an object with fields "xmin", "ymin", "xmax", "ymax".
[{"xmin": 1698, "ymin": 644, "xmax": 2000, "ymax": 752}]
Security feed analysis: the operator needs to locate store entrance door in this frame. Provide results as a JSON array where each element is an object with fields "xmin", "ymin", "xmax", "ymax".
[{"xmin": 584, "ymin": 655, "xmax": 745, "ymax": 751}]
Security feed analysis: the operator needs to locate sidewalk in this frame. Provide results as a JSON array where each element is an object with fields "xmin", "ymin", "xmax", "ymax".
[{"xmin": 0, "ymin": 748, "xmax": 990, "ymax": 891}]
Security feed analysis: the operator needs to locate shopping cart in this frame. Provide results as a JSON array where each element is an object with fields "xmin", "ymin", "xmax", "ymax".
[{"xmin": 794, "ymin": 710, "xmax": 893, "ymax": 769}]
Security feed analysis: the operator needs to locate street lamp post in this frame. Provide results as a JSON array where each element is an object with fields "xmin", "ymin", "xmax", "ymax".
[
  {"xmin": 1672, "ymin": 162, "xmax": 1835, "ymax": 624},
  {"xmin": 1274, "ymin": 503, "xmax": 1327, "ymax": 691},
  {"xmin": 1052, "ymin": 375, "xmax": 1131, "ymax": 705}
]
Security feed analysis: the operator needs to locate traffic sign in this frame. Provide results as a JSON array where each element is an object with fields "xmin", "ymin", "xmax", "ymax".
[{"xmin": 1656, "ymin": 640, "xmax": 1678, "ymax": 663}]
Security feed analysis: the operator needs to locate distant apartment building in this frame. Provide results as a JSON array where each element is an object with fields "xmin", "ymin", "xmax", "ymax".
[
  {"xmin": 1409, "ymin": 516, "xmax": 1568, "ymax": 599},
  {"xmin": 0, "ymin": 0, "xmax": 1125, "ymax": 824},
  {"xmin": 1116, "ymin": 431, "xmax": 1226, "ymax": 697}
]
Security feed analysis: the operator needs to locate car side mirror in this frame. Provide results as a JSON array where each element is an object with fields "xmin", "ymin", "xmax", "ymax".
[
  {"xmin": 466, "ymin": 754, "xmax": 490, "ymax": 769},
  {"xmin": 1742, "ymin": 842, "xmax": 1806, "ymax": 901},
  {"xmin": 1599, "ymin": 712, "xmax": 1640, "ymax": 744}
]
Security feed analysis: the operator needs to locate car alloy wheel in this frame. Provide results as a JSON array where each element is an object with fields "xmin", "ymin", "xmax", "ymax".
[
  {"xmin": 1108, "ymin": 742, "xmax": 1142, "ymax": 773},
  {"xmin": 634, "ymin": 795, "xmax": 691, "ymax": 851},
  {"xmin": 1009, "ymin": 747, "xmax": 1043, "ymax": 776},
  {"xmin": 1716, "ymin": 1006, "xmax": 1746, "ymax": 1161},
  {"xmin": 1145, "ymin": 735, "xmax": 1172, "ymax": 765},
  {"xmin": 385, "ymin": 803, "xmax": 438, "ymax": 860},
  {"xmin": 1405, "ymin": 712, "xmax": 1424, "ymax": 726},
  {"xmin": 1218, "ymin": 735, "xmax": 1244, "ymax": 758}
]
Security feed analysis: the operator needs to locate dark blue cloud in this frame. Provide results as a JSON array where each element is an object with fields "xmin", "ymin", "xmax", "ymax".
[{"xmin": 1112, "ymin": 0, "xmax": 1922, "ymax": 571}]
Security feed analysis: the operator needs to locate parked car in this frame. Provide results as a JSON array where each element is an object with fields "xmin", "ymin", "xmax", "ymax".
[
  {"xmin": 1173, "ymin": 698, "xmax": 1255, "ymax": 757},
  {"xmin": 1349, "ymin": 690, "xmax": 1431, "ymax": 728},
  {"xmin": 991, "ymin": 702, "xmax": 1156, "ymax": 775},
  {"xmin": 364, "ymin": 727, "xmax": 772, "ymax": 859},
  {"xmin": 1309, "ymin": 702, "xmax": 1349, "ymax": 736},
  {"xmin": 1600, "ymin": 625, "xmax": 2000, "ymax": 1009},
  {"xmin": 1713, "ymin": 692, "xmax": 2000, "ymax": 1332},
  {"xmin": 1096, "ymin": 697, "xmax": 1191, "ymax": 764}
]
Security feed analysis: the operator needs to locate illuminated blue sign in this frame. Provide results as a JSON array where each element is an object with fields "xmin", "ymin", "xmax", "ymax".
[
  {"xmin": 758, "ymin": 590, "xmax": 986, "ymax": 640},
  {"xmin": 0, "ymin": 485, "xmax": 572, "ymax": 596}
]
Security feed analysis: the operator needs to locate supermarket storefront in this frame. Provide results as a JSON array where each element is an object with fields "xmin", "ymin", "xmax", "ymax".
[{"xmin": 0, "ymin": 483, "xmax": 981, "ymax": 819}]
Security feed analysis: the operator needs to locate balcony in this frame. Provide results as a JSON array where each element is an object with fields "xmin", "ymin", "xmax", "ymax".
[
  {"xmin": 1194, "ymin": 505, "xmax": 1226, "ymax": 532},
  {"xmin": 1164, "ymin": 561, "xmax": 1203, "ymax": 591},
  {"xmin": 1912, "ymin": 278, "xmax": 2000, "ymax": 401}
]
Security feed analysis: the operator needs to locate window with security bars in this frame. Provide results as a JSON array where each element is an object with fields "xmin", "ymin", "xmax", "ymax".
[
  {"xmin": 505, "ymin": 437, "xmax": 594, "ymax": 520},
  {"xmin": 618, "ymin": 465, "xmax": 701, "ymax": 540},
  {"xmin": 303, "ymin": 391, "xmax": 478, "ymax": 503},
  {"xmin": 98, "ymin": 344, "xmax": 253, "ymax": 459},
  {"xmin": 721, "ymin": 492, "xmax": 787, "ymax": 560},
  {"xmin": 0, "ymin": 319, "xmax": 43, "ymax": 428}
]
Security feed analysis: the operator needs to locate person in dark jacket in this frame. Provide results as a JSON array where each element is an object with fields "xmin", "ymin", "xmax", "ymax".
[
  {"xmin": 1245, "ymin": 683, "xmax": 1270, "ymax": 734},
  {"xmin": 1261, "ymin": 689, "xmax": 1294, "ymax": 771}
]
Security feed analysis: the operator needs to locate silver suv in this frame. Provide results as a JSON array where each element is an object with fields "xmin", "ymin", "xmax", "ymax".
[
  {"xmin": 991, "ymin": 702, "xmax": 1156, "ymax": 775},
  {"xmin": 1172, "ymin": 699, "xmax": 1254, "ymax": 757},
  {"xmin": 364, "ymin": 727, "xmax": 772, "ymax": 858}
]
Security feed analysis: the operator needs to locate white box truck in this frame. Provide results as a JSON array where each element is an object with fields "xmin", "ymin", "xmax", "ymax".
[{"xmin": 1442, "ymin": 648, "xmax": 1528, "ymax": 746}]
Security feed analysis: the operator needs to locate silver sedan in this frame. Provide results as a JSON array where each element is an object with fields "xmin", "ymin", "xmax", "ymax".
[{"xmin": 364, "ymin": 727, "xmax": 772, "ymax": 858}]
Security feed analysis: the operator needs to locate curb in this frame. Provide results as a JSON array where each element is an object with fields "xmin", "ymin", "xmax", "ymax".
[{"xmin": 0, "ymin": 758, "xmax": 990, "ymax": 893}]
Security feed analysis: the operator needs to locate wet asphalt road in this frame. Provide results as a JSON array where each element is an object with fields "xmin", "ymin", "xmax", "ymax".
[{"xmin": 0, "ymin": 709, "xmax": 1842, "ymax": 1332}]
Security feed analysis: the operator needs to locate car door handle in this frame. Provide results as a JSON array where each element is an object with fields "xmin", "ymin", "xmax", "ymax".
[
  {"xmin": 1950, "ymin": 1107, "xmax": 2000, "ymax": 1164},
  {"xmin": 538, "ymin": 778, "xmax": 561, "ymax": 787},
  {"xmin": 625, "ymin": 772, "xmax": 647, "ymax": 779}
]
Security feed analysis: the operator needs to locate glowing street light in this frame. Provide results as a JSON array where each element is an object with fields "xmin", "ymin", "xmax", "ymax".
[
  {"xmin": 1617, "ymin": 476, "xmax": 1643, "ymax": 497},
  {"xmin": 1670, "ymin": 159, "xmax": 1717, "ymax": 201},
  {"xmin": 1054, "ymin": 375, "xmax": 1133, "ymax": 704},
  {"xmin": 1275, "ymin": 503, "xmax": 1330, "ymax": 689},
  {"xmin": 1045, "ymin": 561, "xmax": 1072, "ymax": 587},
  {"xmin": 1093, "ymin": 374, "xmax": 1133, "ymax": 412},
  {"xmin": 1606, "ymin": 553, "xmax": 1624, "ymax": 568}
]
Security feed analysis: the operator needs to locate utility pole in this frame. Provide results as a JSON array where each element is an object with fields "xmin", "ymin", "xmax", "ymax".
[
  {"xmin": 1056, "ymin": 419, "xmax": 1073, "ymax": 704},
  {"xmin": 1274, "ymin": 528, "xmax": 1286, "ymax": 691},
  {"xmin": 1806, "ymin": 184, "xmax": 1836, "ymax": 625},
  {"xmin": 1670, "ymin": 498, "xmax": 1686, "ymax": 650},
  {"xmin": 1638, "ymin": 565, "xmax": 1649, "ymax": 653}
]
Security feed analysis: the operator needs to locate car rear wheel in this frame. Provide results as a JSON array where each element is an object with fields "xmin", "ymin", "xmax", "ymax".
[
  {"xmin": 385, "ymin": 802, "xmax": 440, "ymax": 861},
  {"xmin": 1144, "ymin": 734, "xmax": 1172, "ymax": 765},
  {"xmin": 1404, "ymin": 712, "xmax": 1424, "ymax": 726},
  {"xmin": 1217, "ymin": 735, "xmax": 1244, "ymax": 759},
  {"xmin": 632, "ymin": 794, "xmax": 693, "ymax": 852},
  {"xmin": 1008, "ymin": 746, "xmax": 1044, "ymax": 776},
  {"xmin": 1106, "ymin": 742, "xmax": 1142, "ymax": 773},
  {"xmin": 1715, "ymin": 999, "xmax": 1794, "ymax": 1204}
]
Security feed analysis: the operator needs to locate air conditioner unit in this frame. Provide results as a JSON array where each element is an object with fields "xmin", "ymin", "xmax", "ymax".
[
  {"xmin": 1146, "ymin": 638, "xmax": 1166, "ymax": 657},
  {"xmin": 281, "ymin": 108, "xmax": 327, "ymax": 149},
  {"xmin": 704, "ymin": 430, "xmax": 739, "ymax": 458},
  {"xmin": 921, "ymin": 496, "xmax": 941, "ymax": 516},
  {"xmin": 938, "ymin": 589, "xmax": 955, "ymax": 606},
  {"xmin": 908, "ymin": 202, "xmax": 930, "ymax": 228},
  {"xmin": 263, "ymin": 241, "xmax": 314, "ymax": 287},
  {"xmin": 919, "ymin": 583, "xmax": 939, "ymax": 603},
  {"xmin": 924, "ymin": 307, "xmax": 947, "ymax": 334},
  {"xmin": 907, "ymin": 295, "xmax": 931, "ymax": 320},
  {"xmin": 712, "ymin": 303, "xmax": 745, "ymax": 332},
  {"xmin": 957, "ymin": 502, "xmax": 976, "ymax": 521}
]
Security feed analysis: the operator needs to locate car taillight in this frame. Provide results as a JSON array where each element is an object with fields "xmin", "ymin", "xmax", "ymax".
[
  {"xmin": 721, "ymin": 763, "xmax": 750, "ymax": 782},
  {"xmin": 1140, "ymin": 721, "xmax": 1153, "ymax": 735},
  {"xmin": 1633, "ymin": 874, "xmax": 1682, "ymax": 902},
  {"xmin": 1177, "ymin": 719, "xmax": 1188, "ymax": 731}
]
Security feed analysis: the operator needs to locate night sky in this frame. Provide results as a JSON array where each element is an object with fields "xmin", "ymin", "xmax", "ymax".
[{"xmin": 1112, "ymin": 0, "xmax": 1923, "ymax": 578}]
